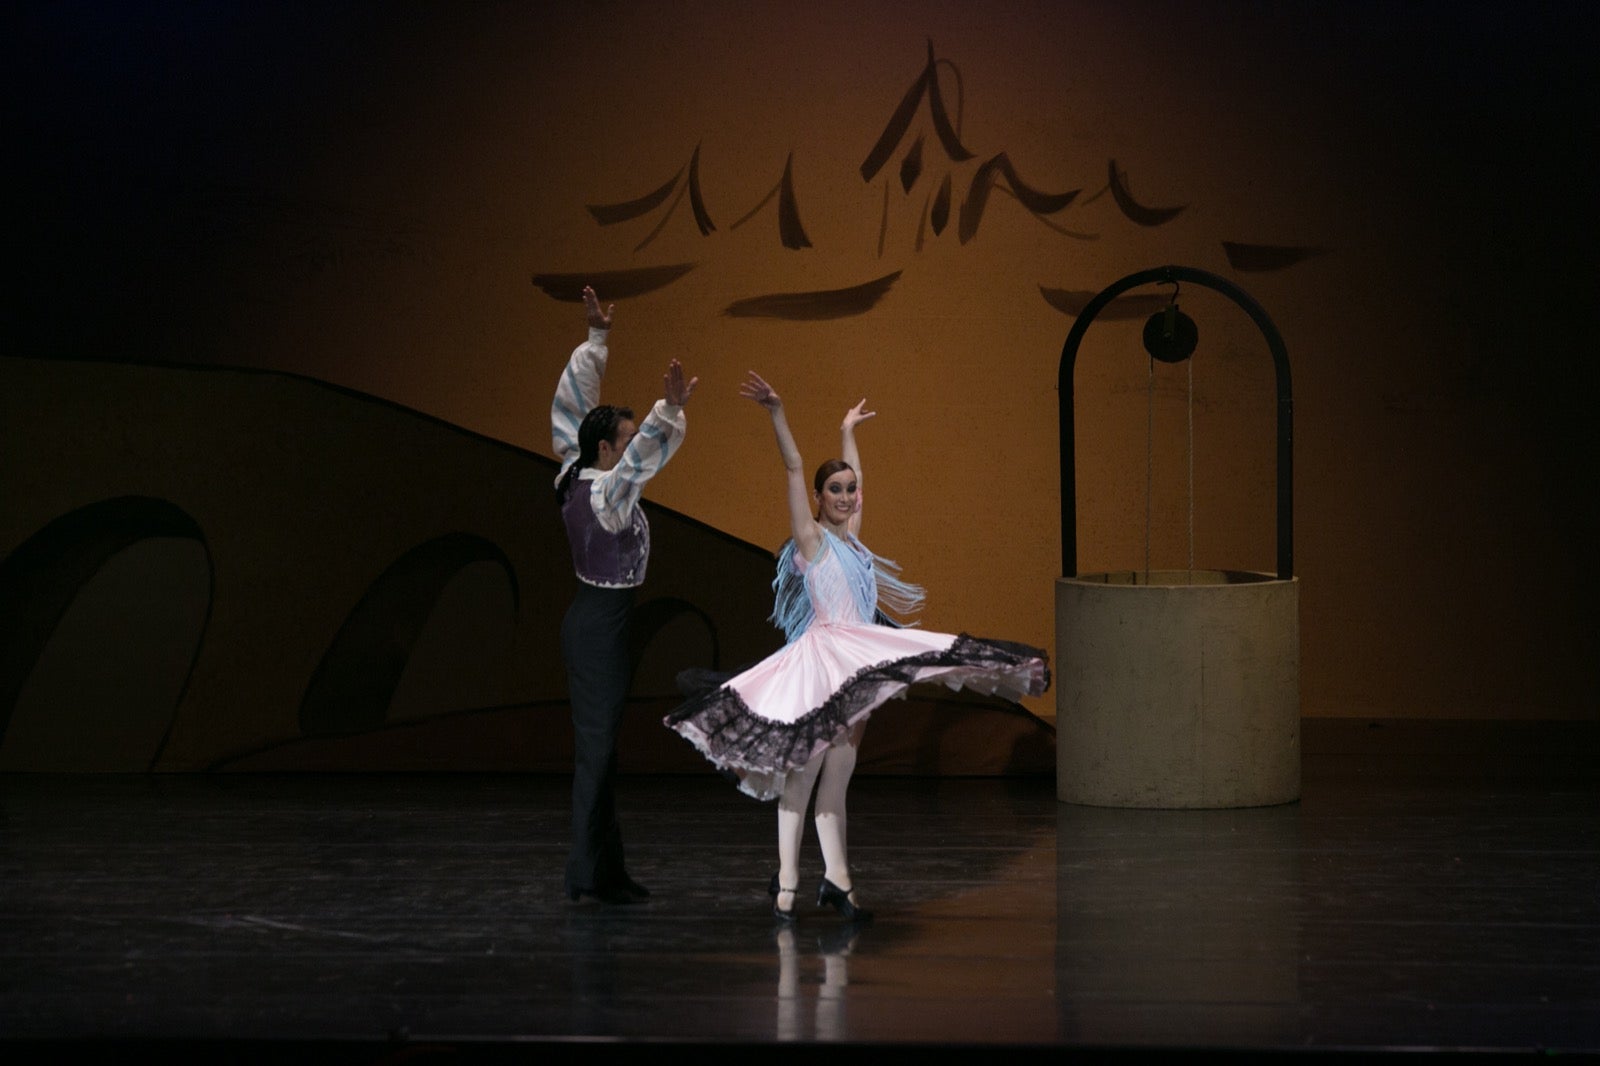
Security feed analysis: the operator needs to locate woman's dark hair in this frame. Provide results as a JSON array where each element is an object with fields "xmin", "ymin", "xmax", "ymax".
[
  {"xmin": 812, "ymin": 458, "xmax": 854, "ymax": 495},
  {"xmin": 556, "ymin": 404, "xmax": 634, "ymax": 503}
]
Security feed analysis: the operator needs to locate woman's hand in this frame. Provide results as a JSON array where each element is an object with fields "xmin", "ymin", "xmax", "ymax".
[
  {"xmin": 841, "ymin": 398, "xmax": 876, "ymax": 431},
  {"xmin": 739, "ymin": 370, "xmax": 782, "ymax": 411}
]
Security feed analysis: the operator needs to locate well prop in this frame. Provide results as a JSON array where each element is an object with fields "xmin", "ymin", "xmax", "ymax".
[{"xmin": 1057, "ymin": 266, "xmax": 1299, "ymax": 808}]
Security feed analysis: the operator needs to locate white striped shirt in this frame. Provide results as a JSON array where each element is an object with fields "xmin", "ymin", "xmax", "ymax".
[{"xmin": 551, "ymin": 327, "xmax": 687, "ymax": 533}]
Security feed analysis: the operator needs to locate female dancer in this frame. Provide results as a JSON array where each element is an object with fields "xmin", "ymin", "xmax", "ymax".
[{"xmin": 665, "ymin": 372, "xmax": 1049, "ymax": 923}]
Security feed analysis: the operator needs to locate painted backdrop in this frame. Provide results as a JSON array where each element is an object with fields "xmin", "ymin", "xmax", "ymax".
[{"xmin": 7, "ymin": 1, "xmax": 1597, "ymax": 749}]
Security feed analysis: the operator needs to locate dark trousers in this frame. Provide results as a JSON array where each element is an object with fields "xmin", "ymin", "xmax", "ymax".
[{"xmin": 560, "ymin": 582, "xmax": 634, "ymax": 893}]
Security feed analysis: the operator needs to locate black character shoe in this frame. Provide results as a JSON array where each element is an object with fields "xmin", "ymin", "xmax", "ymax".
[
  {"xmin": 817, "ymin": 877, "xmax": 873, "ymax": 923},
  {"xmin": 769, "ymin": 872, "xmax": 798, "ymax": 922}
]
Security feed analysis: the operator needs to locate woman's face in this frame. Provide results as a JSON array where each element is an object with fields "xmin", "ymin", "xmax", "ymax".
[{"xmin": 815, "ymin": 471, "xmax": 858, "ymax": 524}]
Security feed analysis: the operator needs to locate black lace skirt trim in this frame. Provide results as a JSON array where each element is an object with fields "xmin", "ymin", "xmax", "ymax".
[{"xmin": 663, "ymin": 633, "xmax": 1049, "ymax": 780}]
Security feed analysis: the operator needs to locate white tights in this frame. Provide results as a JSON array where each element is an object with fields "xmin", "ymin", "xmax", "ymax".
[{"xmin": 776, "ymin": 734, "xmax": 860, "ymax": 895}]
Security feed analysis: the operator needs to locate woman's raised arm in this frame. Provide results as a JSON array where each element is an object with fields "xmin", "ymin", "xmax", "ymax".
[
  {"xmin": 740, "ymin": 372, "xmax": 822, "ymax": 560},
  {"xmin": 839, "ymin": 398, "xmax": 875, "ymax": 537}
]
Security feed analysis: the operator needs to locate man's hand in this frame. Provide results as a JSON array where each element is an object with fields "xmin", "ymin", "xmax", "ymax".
[
  {"xmin": 582, "ymin": 285, "xmax": 614, "ymax": 330},
  {"xmin": 664, "ymin": 359, "xmax": 699, "ymax": 407}
]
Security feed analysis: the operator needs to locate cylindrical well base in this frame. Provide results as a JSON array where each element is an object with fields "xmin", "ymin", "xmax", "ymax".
[{"xmin": 1056, "ymin": 571, "xmax": 1300, "ymax": 808}]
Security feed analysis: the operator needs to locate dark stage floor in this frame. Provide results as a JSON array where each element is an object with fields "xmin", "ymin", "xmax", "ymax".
[{"xmin": 2, "ymin": 728, "xmax": 1597, "ymax": 1063}]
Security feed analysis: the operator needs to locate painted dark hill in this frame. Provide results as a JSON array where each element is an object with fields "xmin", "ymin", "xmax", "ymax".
[{"xmin": 0, "ymin": 354, "xmax": 1053, "ymax": 776}]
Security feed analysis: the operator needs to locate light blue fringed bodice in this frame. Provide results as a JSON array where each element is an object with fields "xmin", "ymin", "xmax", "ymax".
[{"xmin": 769, "ymin": 530, "xmax": 925, "ymax": 644}]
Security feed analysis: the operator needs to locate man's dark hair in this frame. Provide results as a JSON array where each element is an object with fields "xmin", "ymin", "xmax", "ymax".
[{"xmin": 557, "ymin": 404, "xmax": 635, "ymax": 503}]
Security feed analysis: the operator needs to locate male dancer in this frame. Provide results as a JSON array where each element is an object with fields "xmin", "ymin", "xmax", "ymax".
[{"xmin": 552, "ymin": 285, "xmax": 697, "ymax": 904}]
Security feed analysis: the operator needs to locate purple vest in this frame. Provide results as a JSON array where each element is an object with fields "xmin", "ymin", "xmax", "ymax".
[{"xmin": 561, "ymin": 482, "xmax": 650, "ymax": 588}]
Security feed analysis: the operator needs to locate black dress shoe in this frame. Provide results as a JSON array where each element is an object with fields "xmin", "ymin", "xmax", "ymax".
[
  {"xmin": 618, "ymin": 872, "xmax": 651, "ymax": 900},
  {"xmin": 817, "ymin": 877, "xmax": 873, "ymax": 923},
  {"xmin": 769, "ymin": 872, "xmax": 797, "ymax": 922},
  {"xmin": 568, "ymin": 883, "xmax": 640, "ymax": 905}
]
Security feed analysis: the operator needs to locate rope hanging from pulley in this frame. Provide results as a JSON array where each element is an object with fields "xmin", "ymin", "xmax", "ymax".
[{"xmin": 1142, "ymin": 282, "xmax": 1197, "ymax": 582}]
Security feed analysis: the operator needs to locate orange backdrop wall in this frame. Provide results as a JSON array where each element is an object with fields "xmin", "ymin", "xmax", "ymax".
[{"xmin": 10, "ymin": 1, "xmax": 1597, "ymax": 724}]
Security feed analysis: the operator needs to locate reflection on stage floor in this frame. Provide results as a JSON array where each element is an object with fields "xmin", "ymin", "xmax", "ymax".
[{"xmin": 1, "ymin": 734, "xmax": 1596, "ymax": 1062}]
